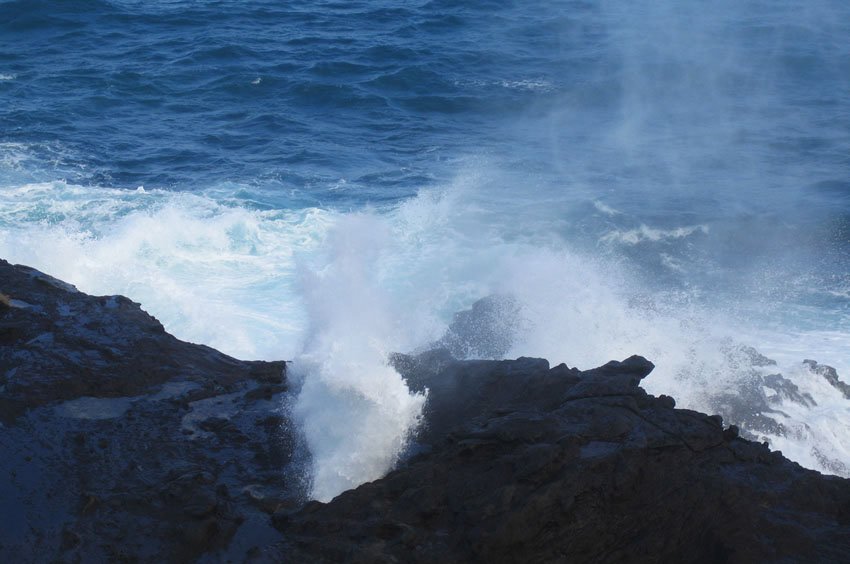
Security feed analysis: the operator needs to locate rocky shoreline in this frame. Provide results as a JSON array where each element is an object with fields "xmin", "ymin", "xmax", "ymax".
[{"xmin": 1, "ymin": 259, "xmax": 849, "ymax": 562}]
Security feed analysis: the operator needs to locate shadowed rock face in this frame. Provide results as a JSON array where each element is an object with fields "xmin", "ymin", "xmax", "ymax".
[{"xmin": 2, "ymin": 259, "xmax": 850, "ymax": 563}]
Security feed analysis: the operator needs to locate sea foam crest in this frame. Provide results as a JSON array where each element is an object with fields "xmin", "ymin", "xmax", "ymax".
[{"xmin": 0, "ymin": 181, "xmax": 329, "ymax": 360}]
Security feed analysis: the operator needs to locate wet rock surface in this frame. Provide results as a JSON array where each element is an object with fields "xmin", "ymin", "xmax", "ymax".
[{"xmin": 2, "ymin": 260, "xmax": 850, "ymax": 563}]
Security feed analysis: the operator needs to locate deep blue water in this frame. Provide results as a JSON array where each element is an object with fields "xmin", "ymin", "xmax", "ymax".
[
  {"xmin": 3, "ymin": 0, "xmax": 850, "ymax": 479},
  {"xmin": 3, "ymin": 0, "xmax": 850, "ymax": 259},
  {"xmin": 2, "ymin": 0, "xmax": 572, "ymax": 195},
  {"xmin": 4, "ymin": 1, "xmax": 846, "ymax": 209}
]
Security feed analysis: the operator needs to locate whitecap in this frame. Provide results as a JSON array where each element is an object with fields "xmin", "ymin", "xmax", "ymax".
[
  {"xmin": 498, "ymin": 78, "xmax": 553, "ymax": 92},
  {"xmin": 599, "ymin": 224, "xmax": 709, "ymax": 245},
  {"xmin": 593, "ymin": 200, "xmax": 621, "ymax": 216}
]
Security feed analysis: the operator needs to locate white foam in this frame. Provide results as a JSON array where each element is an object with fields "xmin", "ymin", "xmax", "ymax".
[
  {"xmin": 498, "ymin": 78, "xmax": 553, "ymax": 92},
  {"xmin": 0, "ymin": 181, "xmax": 331, "ymax": 360},
  {"xmin": 593, "ymin": 200, "xmax": 621, "ymax": 216},
  {"xmin": 599, "ymin": 224, "xmax": 709, "ymax": 245},
  {"xmin": 453, "ymin": 77, "xmax": 553, "ymax": 92}
]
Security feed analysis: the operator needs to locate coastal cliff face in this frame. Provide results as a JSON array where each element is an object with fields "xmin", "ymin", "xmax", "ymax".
[{"xmin": 1, "ymin": 259, "xmax": 849, "ymax": 562}]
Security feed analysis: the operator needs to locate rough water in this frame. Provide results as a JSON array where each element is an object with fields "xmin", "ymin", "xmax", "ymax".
[{"xmin": 2, "ymin": 0, "xmax": 850, "ymax": 500}]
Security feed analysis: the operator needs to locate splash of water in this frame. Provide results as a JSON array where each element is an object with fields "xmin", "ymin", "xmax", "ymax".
[{"xmin": 290, "ymin": 214, "xmax": 427, "ymax": 502}]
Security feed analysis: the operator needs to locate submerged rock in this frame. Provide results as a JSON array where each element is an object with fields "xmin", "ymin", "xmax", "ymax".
[
  {"xmin": 804, "ymin": 359, "xmax": 850, "ymax": 399},
  {"xmin": 706, "ymin": 343, "xmax": 819, "ymax": 441},
  {"xmin": 1, "ymin": 259, "xmax": 849, "ymax": 562}
]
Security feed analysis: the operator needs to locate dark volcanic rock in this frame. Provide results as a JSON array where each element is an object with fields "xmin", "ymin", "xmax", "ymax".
[
  {"xmin": 272, "ymin": 351, "xmax": 850, "ymax": 563},
  {"xmin": 3, "ymin": 260, "xmax": 850, "ymax": 563},
  {"xmin": 0, "ymin": 259, "xmax": 294, "ymax": 562},
  {"xmin": 0, "ymin": 259, "xmax": 286, "ymax": 423}
]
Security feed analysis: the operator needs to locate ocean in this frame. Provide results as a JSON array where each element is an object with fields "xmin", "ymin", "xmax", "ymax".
[{"xmin": 2, "ymin": 0, "xmax": 850, "ymax": 500}]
